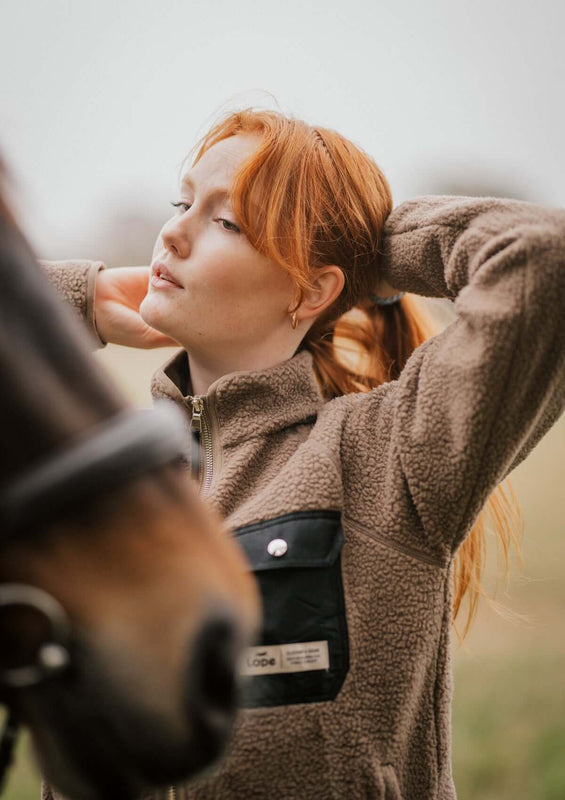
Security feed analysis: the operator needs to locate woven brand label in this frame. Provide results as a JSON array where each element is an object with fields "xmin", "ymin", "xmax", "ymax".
[{"xmin": 240, "ymin": 640, "xmax": 330, "ymax": 676}]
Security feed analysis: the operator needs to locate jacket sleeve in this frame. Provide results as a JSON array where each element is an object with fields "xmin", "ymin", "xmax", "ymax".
[
  {"xmin": 41, "ymin": 260, "xmax": 106, "ymax": 348},
  {"xmin": 341, "ymin": 195, "xmax": 565, "ymax": 559}
]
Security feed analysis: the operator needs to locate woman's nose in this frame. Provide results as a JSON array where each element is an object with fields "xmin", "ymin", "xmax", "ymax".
[{"xmin": 161, "ymin": 213, "xmax": 191, "ymax": 259}]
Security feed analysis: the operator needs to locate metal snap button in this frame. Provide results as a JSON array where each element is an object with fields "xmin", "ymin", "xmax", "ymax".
[{"xmin": 267, "ymin": 538, "xmax": 288, "ymax": 557}]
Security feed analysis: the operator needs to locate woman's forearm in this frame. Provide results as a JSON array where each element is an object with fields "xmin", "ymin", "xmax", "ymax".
[{"xmin": 380, "ymin": 195, "xmax": 565, "ymax": 301}]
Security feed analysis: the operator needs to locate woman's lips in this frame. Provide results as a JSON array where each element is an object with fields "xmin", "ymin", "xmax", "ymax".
[{"xmin": 150, "ymin": 263, "xmax": 183, "ymax": 289}]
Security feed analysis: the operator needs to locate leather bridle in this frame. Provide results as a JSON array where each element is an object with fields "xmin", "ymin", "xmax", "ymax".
[{"xmin": 0, "ymin": 401, "xmax": 196, "ymax": 789}]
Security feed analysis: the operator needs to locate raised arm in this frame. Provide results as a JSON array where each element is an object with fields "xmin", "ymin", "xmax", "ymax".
[
  {"xmin": 342, "ymin": 195, "xmax": 565, "ymax": 560},
  {"xmin": 42, "ymin": 261, "xmax": 177, "ymax": 349}
]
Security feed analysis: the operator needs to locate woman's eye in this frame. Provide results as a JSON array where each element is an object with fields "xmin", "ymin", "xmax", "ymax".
[
  {"xmin": 170, "ymin": 201, "xmax": 191, "ymax": 213},
  {"xmin": 219, "ymin": 218, "xmax": 240, "ymax": 233}
]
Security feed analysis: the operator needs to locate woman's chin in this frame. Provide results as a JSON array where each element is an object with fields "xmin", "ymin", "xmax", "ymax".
[{"xmin": 140, "ymin": 294, "xmax": 169, "ymax": 334}]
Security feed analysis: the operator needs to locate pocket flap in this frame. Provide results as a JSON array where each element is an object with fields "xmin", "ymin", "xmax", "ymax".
[{"xmin": 235, "ymin": 511, "xmax": 344, "ymax": 572}]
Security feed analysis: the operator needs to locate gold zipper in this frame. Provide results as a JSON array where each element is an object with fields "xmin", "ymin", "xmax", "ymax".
[
  {"xmin": 188, "ymin": 395, "xmax": 214, "ymax": 494},
  {"xmin": 165, "ymin": 399, "xmax": 213, "ymax": 800}
]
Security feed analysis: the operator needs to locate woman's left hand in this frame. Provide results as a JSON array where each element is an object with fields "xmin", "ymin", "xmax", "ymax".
[{"xmin": 95, "ymin": 266, "xmax": 179, "ymax": 348}]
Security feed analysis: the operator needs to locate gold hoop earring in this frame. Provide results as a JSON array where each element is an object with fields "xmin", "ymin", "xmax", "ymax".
[{"xmin": 290, "ymin": 311, "xmax": 298, "ymax": 330}]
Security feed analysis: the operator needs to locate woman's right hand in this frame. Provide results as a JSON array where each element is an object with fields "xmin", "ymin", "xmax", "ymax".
[{"xmin": 94, "ymin": 267, "xmax": 179, "ymax": 348}]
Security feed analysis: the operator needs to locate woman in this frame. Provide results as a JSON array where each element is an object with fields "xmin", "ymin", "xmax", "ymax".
[{"xmin": 44, "ymin": 109, "xmax": 565, "ymax": 800}]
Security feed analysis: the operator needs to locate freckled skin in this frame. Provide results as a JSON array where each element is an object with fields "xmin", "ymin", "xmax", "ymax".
[
  {"xmin": 139, "ymin": 135, "xmax": 344, "ymax": 395},
  {"xmin": 140, "ymin": 137, "xmax": 296, "ymax": 381}
]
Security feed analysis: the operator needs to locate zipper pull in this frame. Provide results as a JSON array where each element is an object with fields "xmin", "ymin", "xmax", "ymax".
[
  {"xmin": 189, "ymin": 397, "xmax": 204, "ymax": 481},
  {"xmin": 190, "ymin": 396, "xmax": 204, "ymax": 435},
  {"xmin": 187, "ymin": 395, "xmax": 213, "ymax": 494}
]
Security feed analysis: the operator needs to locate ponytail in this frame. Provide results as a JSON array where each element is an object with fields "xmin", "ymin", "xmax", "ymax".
[
  {"xmin": 306, "ymin": 295, "xmax": 524, "ymax": 643},
  {"xmin": 305, "ymin": 294, "xmax": 434, "ymax": 396}
]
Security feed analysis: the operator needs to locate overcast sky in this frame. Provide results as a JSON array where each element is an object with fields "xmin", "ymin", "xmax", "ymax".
[{"xmin": 1, "ymin": 0, "xmax": 564, "ymax": 261}]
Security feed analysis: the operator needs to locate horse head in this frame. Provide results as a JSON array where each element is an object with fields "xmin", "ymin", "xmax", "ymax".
[{"xmin": 0, "ymin": 176, "xmax": 259, "ymax": 800}]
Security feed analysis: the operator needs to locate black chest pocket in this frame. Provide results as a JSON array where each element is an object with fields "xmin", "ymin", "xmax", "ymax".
[{"xmin": 234, "ymin": 510, "xmax": 349, "ymax": 709}]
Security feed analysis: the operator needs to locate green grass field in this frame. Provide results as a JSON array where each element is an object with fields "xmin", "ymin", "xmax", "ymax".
[{"xmin": 3, "ymin": 344, "xmax": 563, "ymax": 800}]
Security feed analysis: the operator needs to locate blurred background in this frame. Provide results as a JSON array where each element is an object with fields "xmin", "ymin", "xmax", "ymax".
[{"xmin": 1, "ymin": 1, "xmax": 563, "ymax": 798}]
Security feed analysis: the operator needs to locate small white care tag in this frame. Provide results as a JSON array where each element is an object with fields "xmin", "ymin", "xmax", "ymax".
[{"xmin": 240, "ymin": 641, "xmax": 330, "ymax": 676}]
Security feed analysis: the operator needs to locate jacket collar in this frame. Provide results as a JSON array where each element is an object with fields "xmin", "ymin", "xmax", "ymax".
[{"xmin": 151, "ymin": 349, "xmax": 326, "ymax": 448}]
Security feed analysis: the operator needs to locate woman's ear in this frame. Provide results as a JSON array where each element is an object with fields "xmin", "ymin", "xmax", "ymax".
[{"xmin": 295, "ymin": 265, "xmax": 345, "ymax": 322}]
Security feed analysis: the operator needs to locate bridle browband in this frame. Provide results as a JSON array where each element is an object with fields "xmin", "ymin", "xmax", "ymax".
[
  {"xmin": 0, "ymin": 401, "xmax": 195, "ymax": 536},
  {"xmin": 0, "ymin": 400, "xmax": 196, "ymax": 789}
]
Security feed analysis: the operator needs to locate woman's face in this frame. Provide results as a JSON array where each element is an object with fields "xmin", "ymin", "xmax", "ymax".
[{"xmin": 140, "ymin": 135, "xmax": 296, "ymax": 361}]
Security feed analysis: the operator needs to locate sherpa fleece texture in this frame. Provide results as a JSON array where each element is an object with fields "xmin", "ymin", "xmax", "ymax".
[
  {"xmin": 41, "ymin": 259, "xmax": 106, "ymax": 347},
  {"xmin": 43, "ymin": 196, "xmax": 565, "ymax": 800}
]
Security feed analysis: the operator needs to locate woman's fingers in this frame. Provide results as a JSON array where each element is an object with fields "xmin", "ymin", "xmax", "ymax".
[
  {"xmin": 95, "ymin": 267, "xmax": 178, "ymax": 348},
  {"xmin": 97, "ymin": 266, "xmax": 151, "ymax": 308},
  {"xmin": 138, "ymin": 325, "xmax": 179, "ymax": 349}
]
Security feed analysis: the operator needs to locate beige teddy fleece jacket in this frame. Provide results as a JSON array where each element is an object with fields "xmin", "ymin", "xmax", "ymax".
[{"xmin": 43, "ymin": 196, "xmax": 565, "ymax": 800}]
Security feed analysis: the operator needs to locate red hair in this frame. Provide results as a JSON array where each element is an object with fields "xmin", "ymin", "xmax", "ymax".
[{"xmin": 192, "ymin": 109, "xmax": 523, "ymax": 641}]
